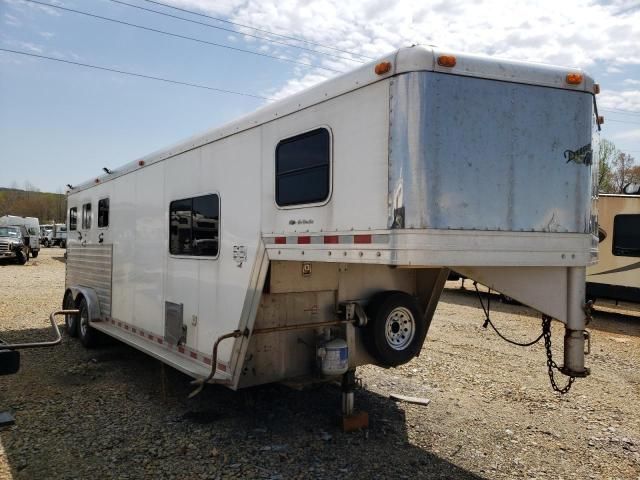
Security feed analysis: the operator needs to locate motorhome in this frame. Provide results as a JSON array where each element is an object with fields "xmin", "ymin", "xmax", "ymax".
[
  {"xmin": 587, "ymin": 193, "xmax": 640, "ymax": 304},
  {"xmin": 0, "ymin": 215, "xmax": 40, "ymax": 258},
  {"xmin": 61, "ymin": 46, "xmax": 598, "ymax": 412}
]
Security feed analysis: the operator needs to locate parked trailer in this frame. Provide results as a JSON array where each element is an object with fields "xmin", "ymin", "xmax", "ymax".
[
  {"xmin": 62, "ymin": 46, "xmax": 598, "ymax": 416},
  {"xmin": 587, "ymin": 193, "xmax": 640, "ymax": 304}
]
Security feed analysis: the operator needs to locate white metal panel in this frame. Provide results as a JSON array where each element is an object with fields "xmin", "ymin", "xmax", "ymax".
[
  {"xmin": 110, "ymin": 174, "xmax": 136, "ymax": 326},
  {"xmin": 133, "ymin": 164, "xmax": 166, "ymax": 333},
  {"xmin": 196, "ymin": 129, "xmax": 263, "ymax": 364},
  {"xmin": 260, "ymin": 80, "xmax": 389, "ymax": 234}
]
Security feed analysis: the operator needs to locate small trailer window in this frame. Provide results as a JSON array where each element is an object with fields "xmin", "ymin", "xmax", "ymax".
[
  {"xmin": 170, "ymin": 194, "xmax": 219, "ymax": 257},
  {"xmin": 98, "ymin": 198, "xmax": 109, "ymax": 228},
  {"xmin": 69, "ymin": 207, "xmax": 77, "ymax": 231},
  {"xmin": 82, "ymin": 203, "xmax": 92, "ymax": 229},
  {"xmin": 612, "ymin": 214, "xmax": 640, "ymax": 257},
  {"xmin": 276, "ymin": 128, "xmax": 330, "ymax": 206}
]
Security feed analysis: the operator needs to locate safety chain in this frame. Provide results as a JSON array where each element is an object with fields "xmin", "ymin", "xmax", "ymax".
[
  {"xmin": 474, "ymin": 282, "xmax": 575, "ymax": 395},
  {"xmin": 542, "ymin": 316, "xmax": 575, "ymax": 395}
]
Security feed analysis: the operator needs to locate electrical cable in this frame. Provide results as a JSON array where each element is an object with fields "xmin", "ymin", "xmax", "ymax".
[
  {"xmin": 0, "ymin": 47, "xmax": 273, "ymax": 100},
  {"xmin": 21, "ymin": 0, "xmax": 343, "ymax": 74},
  {"xmin": 139, "ymin": 0, "xmax": 375, "ymax": 61},
  {"xmin": 107, "ymin": 0, "xmax": 365, "ymax": 64}
]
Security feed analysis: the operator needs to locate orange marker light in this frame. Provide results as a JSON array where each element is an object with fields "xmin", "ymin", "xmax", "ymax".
[
  {"xmin": 566, "ymin": 73, "xmax": 583, "ymax": 85},
  {"xmin": 138, "ymin": 160, "xmax": 145, "ymax": 166},
  {"xmin": 374, "ymin": 61, "xmax": 391, "ymax": 75},
  {"xmin": 95, "ymin": 178, "xmax": 100, "ymax": 184},
  {"xmin": 437, "ymin": 55, "xmax": 457, "ymax": 68},
  {"xmin": 593, "ymin": 83, "xmax": 600, "ymax": 94},
  {"xmin": 597, "ymin": 116, "xmax": 605, "ymax": 125}
]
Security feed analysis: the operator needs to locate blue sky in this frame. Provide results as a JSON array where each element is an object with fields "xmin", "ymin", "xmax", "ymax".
[{"xmin": 1, "ymin": 0, "xmax": 639, "ymax": 193}]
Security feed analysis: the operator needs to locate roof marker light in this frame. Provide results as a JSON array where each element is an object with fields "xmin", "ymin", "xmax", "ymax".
[
  {"xmin": 593, "ymin": 83, "xmax": 600, "ymax": 94},
  {"xmin": 374, "ymin": 61, "xmax": 391, "ymax": 75},
  {"xmin": 597, "ymin": 116, "xmax": 605, "ymax": 125},
  {"xmin": 138, "ymin": 160, "xmax": 145, "ymax": 166},
  {"xmin": 566, "ymin": 73, "xmax": 583, "ymax": 85},
  {"xmin": 437, "ymin": 55, "xmax": 456, "ymax": 68}
]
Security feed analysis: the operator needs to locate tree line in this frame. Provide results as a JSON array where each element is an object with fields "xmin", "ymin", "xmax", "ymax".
[
  {"xmin": 597, "ymin": 139, "xmax": 639, "ymax": 193},
  {"xmin": 0, "ymin": 183, "xmax": 66, "ymax": 224}
]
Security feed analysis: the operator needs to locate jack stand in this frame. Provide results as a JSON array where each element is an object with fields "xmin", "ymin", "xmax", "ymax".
[{"xmin": 341, "ymin": 369, "xmax": 368, "ymax": 432}]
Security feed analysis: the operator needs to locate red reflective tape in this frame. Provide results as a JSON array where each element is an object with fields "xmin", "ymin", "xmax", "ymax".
[
  {"xmin": 157, "ymin": 338, "xmax": 163, "ymax": 344},
  {"xmin": 203, "ymin": 357, "xmax": 211, "ymax": 365},
  {"xmin": 354, "ymin": 234, "xmax": 372, "ymax": 244},
  {"xmin": 274, "ymin": 237, "xmax": 286, "ymax": 244},
  {"xmin": 190, "ymin": 351, "xmax": 198, "ymax": 359},
  {"xmin": 324, "ymin": 235, "xmax": 339, "ymax": 244},
  {"xmin": 218, "ymin": 363, "xmax": 227, "ymax": 372},
  {"xmin": 178, "ymin": 346, "xmax": 185, "ymax": 354},
  {"xmin": 298, "ymin": 236, "xmax": 311, "ymax": 244}
]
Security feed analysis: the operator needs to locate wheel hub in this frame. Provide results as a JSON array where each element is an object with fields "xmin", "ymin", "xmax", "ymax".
[{"xmin": 384, "ymin": 307, "xmax": 416, "ymax": 350}]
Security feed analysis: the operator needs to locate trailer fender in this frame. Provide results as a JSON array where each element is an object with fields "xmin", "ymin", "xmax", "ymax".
[{"xmin": 66, "ymin": 286, "xmax": 102, "ymax": 322}]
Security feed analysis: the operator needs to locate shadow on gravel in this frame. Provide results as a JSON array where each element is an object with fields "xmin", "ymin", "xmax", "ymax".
[
  {"xmin": 589, "ymin": 308, "xmax": 640, "ymax": 337},
  {"xmin": 1, "ymin": 325, "xmax": 485, "ymax": 479}
]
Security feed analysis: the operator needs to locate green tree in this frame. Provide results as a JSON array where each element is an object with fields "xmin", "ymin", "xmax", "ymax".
[{"xmin": 597, "ymin": 139, "xmax": 616, "ymax": 193}]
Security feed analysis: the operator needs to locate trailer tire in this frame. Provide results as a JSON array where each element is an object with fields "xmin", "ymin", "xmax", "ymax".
[
  {"xmin": 77, "ymin": 297, "xmax": 98, "ymax": 348},
  {"xmin": 363, "ymin": 291, "xmax": 425, "ymax": 367},
  {"xmin": 63, "ymin": 292, "xmax": 79, "ymax": 337},
  {"xmin": 60, "ymin": 240, "xmax": 66, "ymax": 249},
  {"xmin": 42, "ymin": 238, "xmax": 50, "ymax": 248},
  {"xmin": 31, "ymin": 249, "xmax": 38, "ymax": 258}
]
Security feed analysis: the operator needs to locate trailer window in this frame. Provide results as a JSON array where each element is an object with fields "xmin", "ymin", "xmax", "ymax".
[
  {"xmin": 98, "ymin": 198, "xmax": 109, "ymax": 228},
  {"xmin": 612, "ymin": 214, "xmax": 640, "ymax": 257},
  {"xmin": 276, "ymin": 128, "xmax": 330, "ymax": 206},
  {"xmin": 69, "ymin": 207, "xmax": 77, "ymax": 231},
  {"xmin": 170, "ymin": 194, "xmax": 219, "ymax": 257},
  {"xmin": 82, "ymin": 203, "xmax": 92, "ymax": 229}
]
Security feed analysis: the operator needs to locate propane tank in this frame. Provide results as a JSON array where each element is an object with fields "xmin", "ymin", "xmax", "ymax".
[{"xmin": 317, "ymin": 337, "xmax": 349, "ymax": 376}]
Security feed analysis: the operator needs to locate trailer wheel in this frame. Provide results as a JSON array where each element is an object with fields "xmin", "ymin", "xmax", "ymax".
[
  {"xmin": 364, "ymin": 291, "xmax": 425, "ymax": 367},
  {"xmin": 63, "ymin": 292, "xmax": 79, "ymax": 337},
  {"xmin": 31, "ymin": 249, "xmax": 38, "ymax": 258},
  {"xmin": 77, "ymin": 297, "xmax": 98, "ymax": 348},
  {"xmin": 42, "ymin": 238, "xmax": 50, "ymax": 248}
]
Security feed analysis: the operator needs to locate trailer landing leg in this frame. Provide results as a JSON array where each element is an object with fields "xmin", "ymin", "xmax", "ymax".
[{"xmin": 341, "ymin": 369, "xmax": 368, "ymax": 432}]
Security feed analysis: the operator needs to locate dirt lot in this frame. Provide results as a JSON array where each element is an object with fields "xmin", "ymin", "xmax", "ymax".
[{"xmin": 1, "ymin": 248, "xmax": 639, "ymax": 479}]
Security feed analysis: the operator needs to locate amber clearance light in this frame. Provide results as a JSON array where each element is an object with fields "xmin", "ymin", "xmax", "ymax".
[
  {"xmin": 566, "ymin": 73, "xmax": 583, "ymax": 85},
  {"xmin": 374, "ymin": 61, "xmax": 392, "ymax": 75},
  {"xmin": 437, "ymin": 55, "xmax": 457, "ymax": 68}
]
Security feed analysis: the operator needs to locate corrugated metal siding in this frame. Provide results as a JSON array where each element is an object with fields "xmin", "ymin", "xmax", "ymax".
[{"xmin": 66, "ymin": 244, "xmax": 113, "ymax": 318}]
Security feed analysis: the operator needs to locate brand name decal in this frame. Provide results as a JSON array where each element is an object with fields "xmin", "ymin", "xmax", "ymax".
[{"xmin": 564, "ymin": 144, "xmax": 592, "ymax": 165}]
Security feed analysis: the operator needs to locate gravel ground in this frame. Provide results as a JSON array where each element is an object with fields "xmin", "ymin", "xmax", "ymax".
[{"xmin": 1, "ymin": 249, "xmax": 639, "ymax": 479}]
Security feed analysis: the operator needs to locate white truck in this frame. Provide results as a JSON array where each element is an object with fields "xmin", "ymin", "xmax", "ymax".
[
  {"xmin": 0, "ymin": 215, "xmax": 40, "ymax": 258},
  {"xmin": 41, "ymin": 223, "xmax": 67, "ymax": 248},
  {"xmin": 61, "ymin": 46, "xmax": 599, "ymax": 416}
]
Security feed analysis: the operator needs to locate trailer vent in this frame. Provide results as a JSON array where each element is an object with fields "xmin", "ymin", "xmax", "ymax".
[{"xmin": 164, "ymin": 302, "xmax": 185, "ymax": 346}]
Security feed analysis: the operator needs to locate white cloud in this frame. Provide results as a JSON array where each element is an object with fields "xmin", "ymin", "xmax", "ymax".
[
  {"xmin": 164, "ymin": 0, "xmax": 640, "ymax": 99},
  {"xmin": 4, "ymin": 13, "xmax": 21, "ymax": 26},
  {"xmin": 599, "ymin": 89, "xmax": 640, "ymax": 112},
  {"xmin": 612, "ymin": 128, "xmax": 640, "ymax": 141},
  {"xmin": 623, "ymin": 78, "xmax": 640, "ymax": 85},
  {"xmin": 39, "ymin": 31, "xmax": 55, "ymax": 39}
]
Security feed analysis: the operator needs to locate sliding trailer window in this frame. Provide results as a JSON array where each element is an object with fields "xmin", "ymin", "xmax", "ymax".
[
  {"xmin": 69, "ymin": 207, "xmax": 77, "ymax": 231},
  {"xmin": 82, "ymin": 203, "xmax": 92, "ymax": 230},
  {"xmin": 169, "ymin": 194, "xmax": 219, "ymax": 257},
  {"xmin": 98, "ymin": 198, "xmax": 109, "ymax": 228},
  {"xmin": 276, "ymin": 128, "xmax": 331, "ymax": 207},
  {"xmin": 612, "ymin": 214, "xmax": 640, "ymax": 257}
]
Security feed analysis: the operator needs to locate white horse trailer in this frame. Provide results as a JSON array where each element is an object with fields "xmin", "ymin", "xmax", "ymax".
[{"xmin": 62, "ymin": 46, "xmax": 599, "ymax": 412}]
